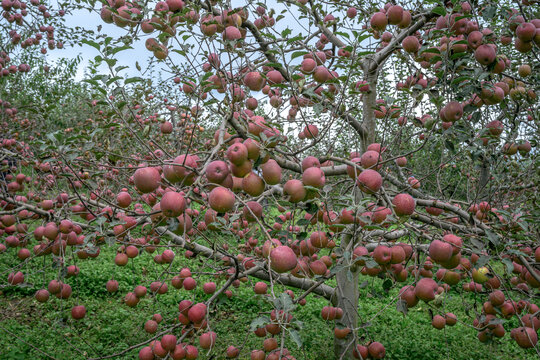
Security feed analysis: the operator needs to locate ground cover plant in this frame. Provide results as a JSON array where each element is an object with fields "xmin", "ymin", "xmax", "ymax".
[{"xmin": 0, "ymin": 0, "xmax": 539, "ymax": 359}]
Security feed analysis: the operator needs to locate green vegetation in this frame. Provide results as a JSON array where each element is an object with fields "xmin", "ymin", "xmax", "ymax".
[{"xmin": 0, "ymin": 238, "xmax": 534, "ymax": 360}]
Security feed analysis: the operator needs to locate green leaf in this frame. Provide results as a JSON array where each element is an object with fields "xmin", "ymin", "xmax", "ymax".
[
  {"xmin": 432, "ymin": 6, "xmax": 446, "ymax": 16},
  {"xmin": 204, "ymin": 99, "xmax": 219, "ymax": 106},
  {"xmin": 281, "ymin": 28, "xmax": 292, "ymax": 38},
  {"xmin": 313, "ymin": 103, "xmax": 324, "ymax": 115},
  {"xmin": 488, "ymin": 317, "xmax": 505, "ymax": 325},
  {"xmin": 249, "ymin": 316, "xmax": 271, "ymax": 331},
  {"xmin": 287, "ymin": 35, "xmax": 304, "ymax": 45},
  {"xmin": 451, "ymin": 76, "xmax": 471, "ymax": 86},
  {"xmin": 471, "ymin": 238, "xmax": 484, "ymax": 250},
  {"xmin": 106, "ymin": 76, "xmax": 123, "ymax": 85},
  {"xmin": 396, "ymin": 299, "xmax": 408, "ymax": 316},
  {"xmin": 110, "ymin": 45, "xmax": 133, "ymax": 55},
  {"xmin": 476, "ymin": 255, "xmax": 490, "ymax": 268},
  {"xmin": 104, "ymin": 58, "xmax": 117, "ymax": 67},
  {"xmin": 264, "ymin": 62, "xmax": 282, "ymax": 69},
  {"xmin": 335, "ymin": 31, "xmax": 350, "ymax": 39},
  {"xmin": 485, "ymin": 229, "xmax": 500, "ymax": 246},
  {"xmin": 125, "ymin": 77, "xmax": 143, "ymax": 85},
  {"xmin": 445, "ymin": 140, "xmax": 455, "ymax": 153},
  {"xmin": 364, "ymin": 258, "xmax": 378, "ymax": 269},
  {"xmin": 280, "ymin": 292, "xmax": 295, "ymax": 312},
  {"xmin": 46, "ymin": 133, "xmax": 57, "ymax": 143},
  {"xmin": 330, "ymin": 264, "xmax": 345, "ymax": 275},
  {"xmin": 291, "ymin": 51, "xmax": 308, "ymax": 60},
  {"xmin": 82, "ymin": 79, "xmax": 99, "ymax": 87},
  {"xmin": 482, "ymin": 6, "xmax": 497, "ymax": 21},
  {"xmin": 82, "ymin": 39, "xmax": 100, "ymax": 50},
  {"xmin": 289, "ymin": 329, "xmax": 303, "ymax": 348},
  {"xmin": 502, "ymin": 258, "xmax": 514, "ymax": 274},
  {"xmin": 172, "ymin": 49, "xmax": 186, "ymax": 56},
  {"xmin": 115, "ymin": 66, "xmax": 129, "ymax": 72},
  {"xmin": 421, "ymin": 47, "xmax": 441, "ymax": 55}
]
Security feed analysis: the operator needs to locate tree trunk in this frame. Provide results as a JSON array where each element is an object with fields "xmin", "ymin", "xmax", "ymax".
[
  {"xmin": 478, "ymin": 156, "xmax": 490, "ymax": 201},
  {"xmin": 334, "ymin": 233, "xmax": 360, "ymax": 359},
  {"xmin": 333, "ymin": 62, "xmax": 379, "ymax": 359},
  {"xmin": 360, "ymin": 66, "xmax": 379, "ymax": 150}
]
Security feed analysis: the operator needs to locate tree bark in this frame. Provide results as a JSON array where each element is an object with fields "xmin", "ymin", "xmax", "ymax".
[
  {"xmin": 334, "ymin": 61, "xmax": 378, "ymax": 354},
  {"xmin": 478, "ymin": 155, "xmax": 490, "ymax": 201},
  {"xmin": 360, "ymin": 59, "xmax": 380, "ymax": 151},
  {"xmin": 334, "ymin": 232, "xmax": 359, "ymax": 359}
]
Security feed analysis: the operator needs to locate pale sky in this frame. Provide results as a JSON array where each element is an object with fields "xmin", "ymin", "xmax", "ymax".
[
  {"xmin": 49, "ymin": 7, "xmax": 149, "ymax": 80},
  {"xmin": 49, "ymin": 2, "xmax": 359, "ymax": 81}
]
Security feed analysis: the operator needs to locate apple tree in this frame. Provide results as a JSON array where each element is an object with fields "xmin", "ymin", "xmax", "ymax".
[{"xmin": 1, "ymin": 0, "xmax": 539, "ymax": 359}]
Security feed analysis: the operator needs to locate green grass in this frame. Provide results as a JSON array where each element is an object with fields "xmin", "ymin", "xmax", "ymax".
[{"xmin": 0, "ymin": 238, "xmax": 537, "ymax": 360}]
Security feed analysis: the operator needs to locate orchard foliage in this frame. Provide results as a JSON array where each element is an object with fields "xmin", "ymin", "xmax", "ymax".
[{"xmin": 0, "ymin": 0, "xmax": 539, "ymax": 359}]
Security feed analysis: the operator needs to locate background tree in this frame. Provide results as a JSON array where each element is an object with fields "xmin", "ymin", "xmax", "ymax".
[{"xmin": 0, "ymin": 0, "xmax": 539, "ymax": 359}]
